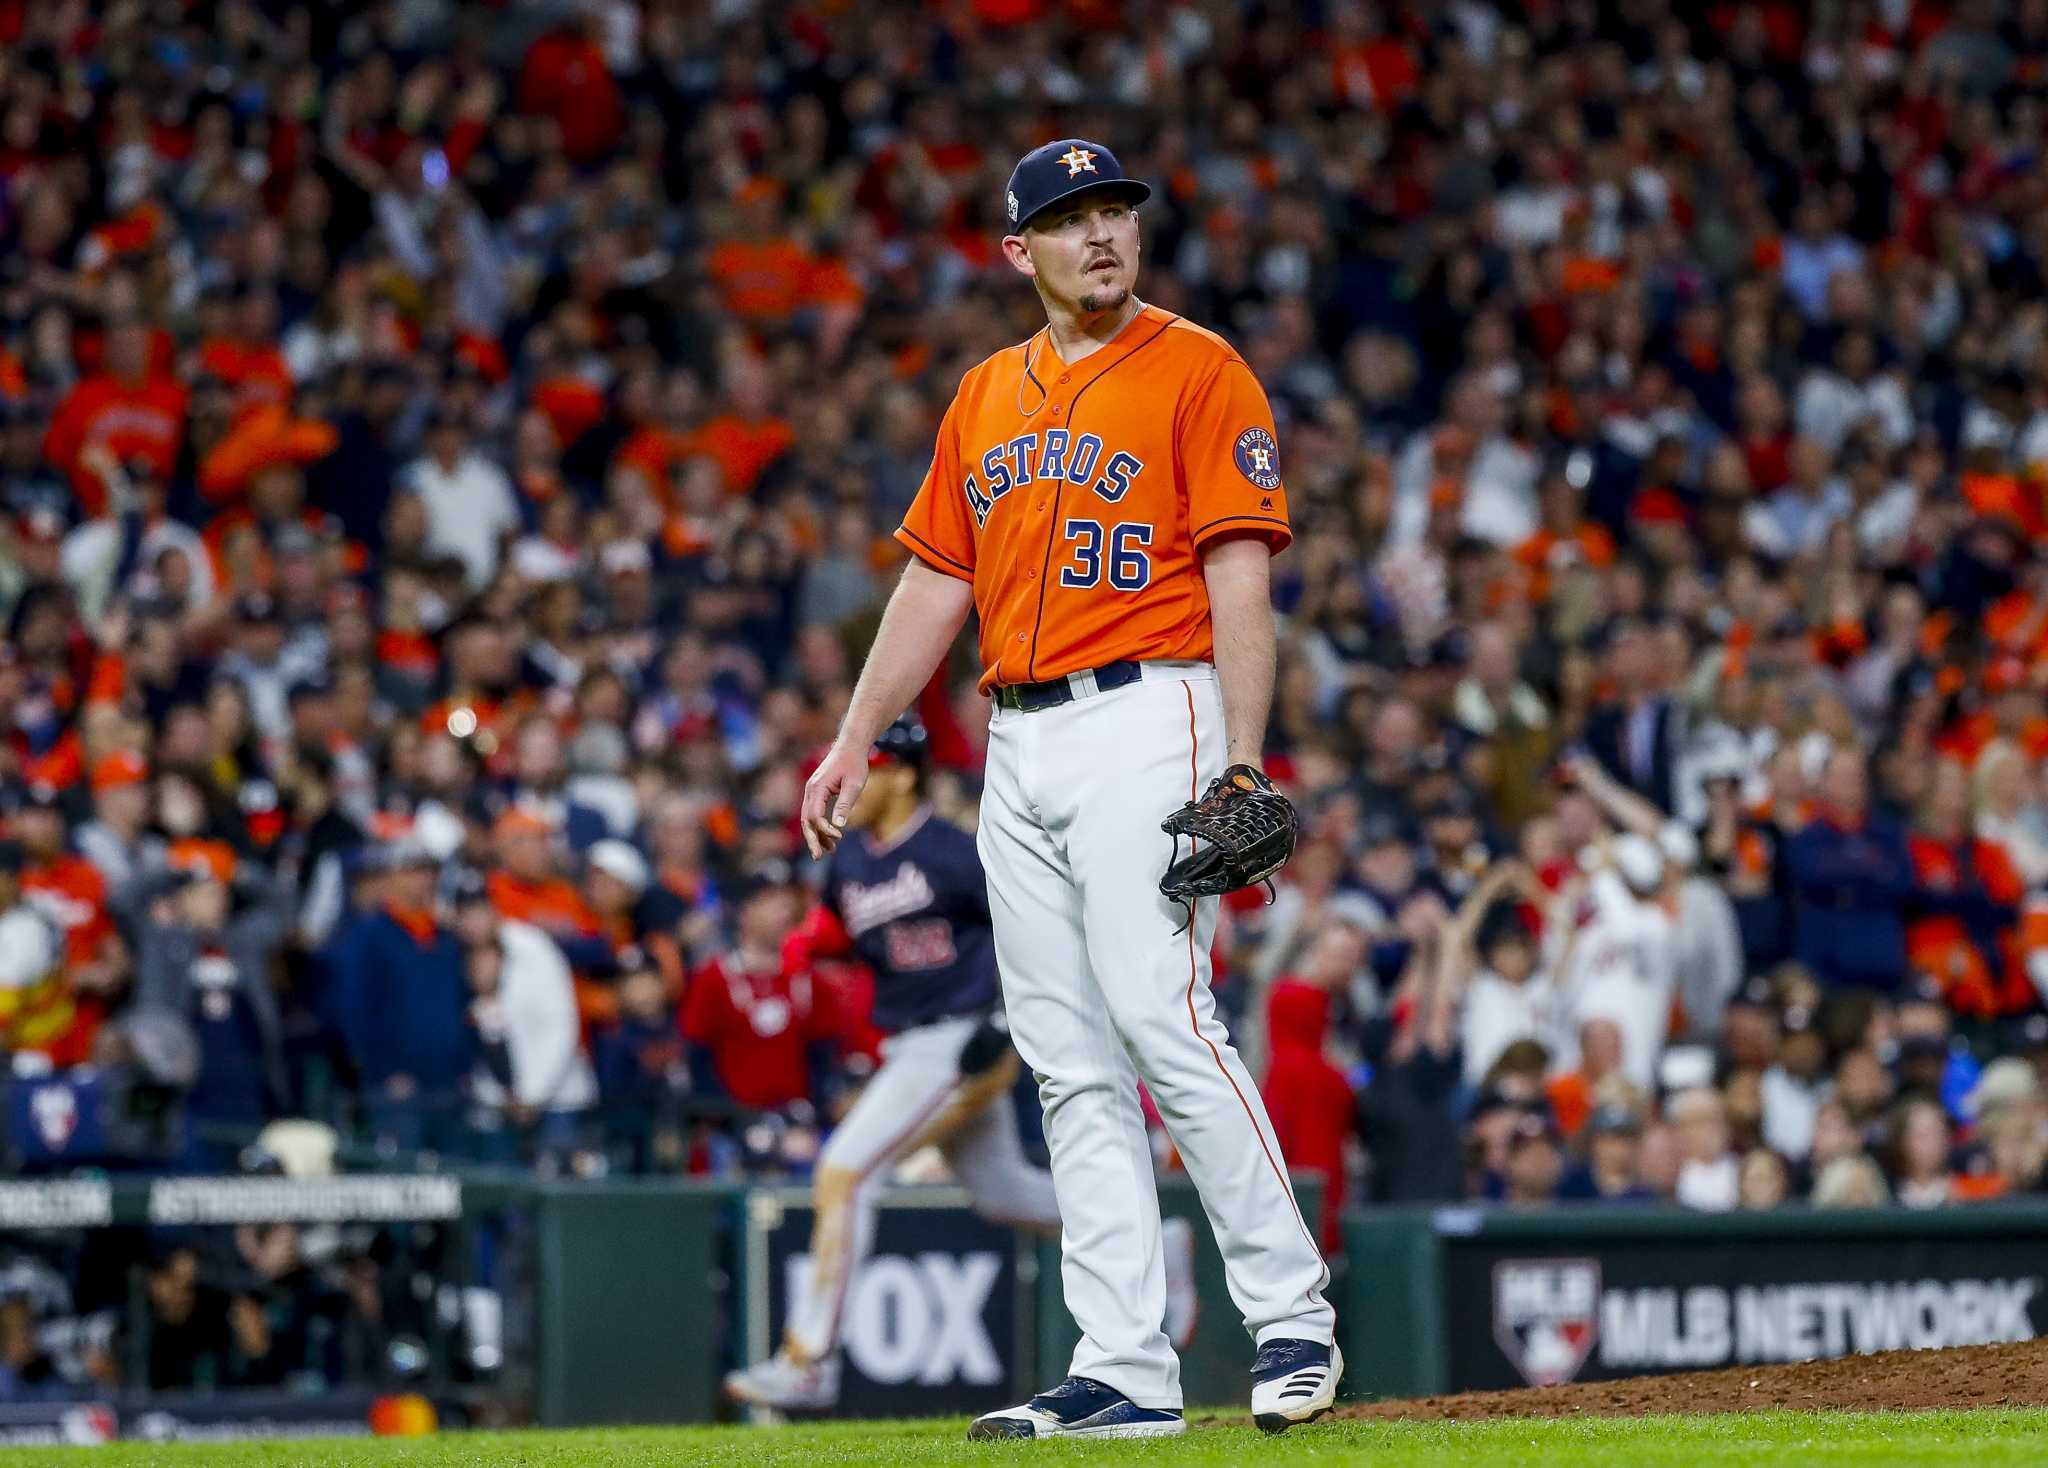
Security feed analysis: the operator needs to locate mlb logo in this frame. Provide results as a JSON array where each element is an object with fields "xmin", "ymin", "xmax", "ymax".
[{"xmin": 1493, "ymin": 1258, "xmax": 1600, "ymax": 1386}]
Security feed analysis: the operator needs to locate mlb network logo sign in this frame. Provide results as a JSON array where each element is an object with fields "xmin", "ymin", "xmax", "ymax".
[
  {"xmin": 1489, "ymin": 1255, "xmax": 2044, "ymax": 1388},
  {"xmin": 1494, "ymin": 1258, "xmax": 1601, "ymax": 1387}
]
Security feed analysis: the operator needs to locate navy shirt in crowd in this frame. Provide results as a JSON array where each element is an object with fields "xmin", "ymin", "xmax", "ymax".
[{"xmin": 328, "ymin": 910, "xmax": 473, "ymax": 1092}]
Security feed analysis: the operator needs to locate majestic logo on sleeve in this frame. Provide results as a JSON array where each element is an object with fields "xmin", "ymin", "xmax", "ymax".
[
  {"xmin": 1059, "ymin": 146, "xmax": 1098, "ymax": 177},
  {"xmin": 1233, "ymin": 427, "xmax": 1282, "ymax": 490}
]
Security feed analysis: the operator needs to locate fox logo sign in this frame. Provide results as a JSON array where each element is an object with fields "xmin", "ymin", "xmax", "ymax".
[
  {"xmin": 786, "ymin": 1250, "xmax": 1004, "ymax": 1387},
  {"xmin": 1495, "ymin": 1258, "xmax": 1602, "ymax": 1387}
]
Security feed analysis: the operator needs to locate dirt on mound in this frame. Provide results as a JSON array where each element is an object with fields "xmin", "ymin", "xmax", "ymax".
[{"xmin": 1332, "ymin": 1338, "xmax": 2048, "ymax": 1422}]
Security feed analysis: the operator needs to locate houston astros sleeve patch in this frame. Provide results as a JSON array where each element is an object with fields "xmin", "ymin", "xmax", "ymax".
[{"xmin": 1233, "ymin": 427, "xmax": 1282, "ymax": 490}]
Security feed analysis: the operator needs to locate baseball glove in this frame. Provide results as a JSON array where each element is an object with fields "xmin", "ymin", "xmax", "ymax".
[{"xmin": 1159, "ymin": 764, "xmax": 1298, "ymax": 904}]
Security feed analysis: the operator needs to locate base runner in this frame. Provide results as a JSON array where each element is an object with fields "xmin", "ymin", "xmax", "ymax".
[
  {"xmin": 725, "ymin": 718, "xmax": 1194, "ymax": 1413},
  {"xmin": 801, "ymin": 140, "xmax": 1339, "ymax": 1441}
]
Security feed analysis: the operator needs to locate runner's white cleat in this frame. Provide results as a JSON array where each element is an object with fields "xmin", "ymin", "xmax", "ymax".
[{"xmin": 722, "ymin": 1351, "xmax": 841, "ymax": 1411}]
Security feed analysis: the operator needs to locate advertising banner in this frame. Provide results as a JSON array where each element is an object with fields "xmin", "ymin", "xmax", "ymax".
[
  {"xmin": 743, "ymin": 1188, "xmax": 1022, "ymax": 1417},
  {"xmin": 1446, "ymin": 1227, "xmax": 2048, "ymax": 1391}
]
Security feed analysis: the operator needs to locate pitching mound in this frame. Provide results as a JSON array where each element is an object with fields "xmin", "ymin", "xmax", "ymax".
[{"xmin": 1332, "ymin": 1338, "xmax": 2048, "ymax": 1421}]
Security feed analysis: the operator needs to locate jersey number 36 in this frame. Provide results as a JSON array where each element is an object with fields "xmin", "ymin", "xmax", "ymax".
[{"xmin": 1059, "ymin": 519, "xmax": 1153, "ymax": 591}]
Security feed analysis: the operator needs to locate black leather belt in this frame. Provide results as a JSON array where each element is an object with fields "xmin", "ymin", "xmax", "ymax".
[{"xmin": 991, "ymin": 659, "xmax": 1142, "ymax": 713}]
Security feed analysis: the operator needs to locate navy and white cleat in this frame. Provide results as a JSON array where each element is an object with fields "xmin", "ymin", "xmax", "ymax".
[
  {"xmin": 967, "ymin": 1376, "xmax": 1186, "ymax": 1440},
  {"xmin": 1249, "ymin": 1338, "xmax": 1343, "ymax": 1433}
]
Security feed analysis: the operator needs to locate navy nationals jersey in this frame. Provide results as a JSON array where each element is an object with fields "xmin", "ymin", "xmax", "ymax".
[{"xmin": 823, "ymin": 808, "xmax": 996, "ymax": 1032}]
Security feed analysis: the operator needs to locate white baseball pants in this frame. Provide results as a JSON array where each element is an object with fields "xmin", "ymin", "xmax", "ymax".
[
  {"xmin": 977, "ymin": 661, "xmax": 1335, "ymax": 1409},
  {"xmin": 784, "ymin": 1014, "xmax": 1059, "ymax": 1363}
]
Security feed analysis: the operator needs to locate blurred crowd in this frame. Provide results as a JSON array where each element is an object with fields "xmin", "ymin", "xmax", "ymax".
[{"xmin": 4, "ymin": 0, "xmax": 2048, "ymax": 1304}]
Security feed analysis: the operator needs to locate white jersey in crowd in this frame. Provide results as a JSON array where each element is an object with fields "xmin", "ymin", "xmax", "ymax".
[
  {"xmin": 399, "ymin": 449, "xmax": 521, "ymax": 591},
  {"xmin": 1459, "ymin": 967, "xmax": 1563, "ymax": 1089},
  {"xmin": 469, "ymin": 918, "xmax": 597, "ymax": 1113},
  {"xmin": 1548, "ymin": 868, "xmax": 1675, "ymax": 1091}
]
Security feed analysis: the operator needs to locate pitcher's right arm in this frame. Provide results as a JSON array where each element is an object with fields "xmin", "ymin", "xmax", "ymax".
[{"xmin": 801, "ymin": 561, "xmax": 973, "ymax": 857}]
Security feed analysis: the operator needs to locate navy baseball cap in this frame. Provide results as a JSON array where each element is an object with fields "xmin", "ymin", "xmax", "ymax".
[
  {"xmin": 870, "ymin": 716, "xmax": 930, "ymax": 769},
  {"xmin": 1005, "ymin": 138, "xmax": 1152, "ymax": 232}
]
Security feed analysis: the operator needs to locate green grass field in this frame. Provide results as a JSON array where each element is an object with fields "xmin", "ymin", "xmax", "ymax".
[{"xmin": 0, "ymin": 1409, "xmax": 2042, "ymax": 1468}]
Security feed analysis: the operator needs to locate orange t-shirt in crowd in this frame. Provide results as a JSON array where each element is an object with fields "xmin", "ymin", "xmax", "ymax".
[
  {"xmin": 897, "ymin": 304, "xmax": 1292, "ymax": 692},
  {"xmin": 1906, "ymin": 833, "xmax": 2031, "ymax": 1017},
  {"xmin": 1984, "ymin": 590, "xmax": 2048, "ymax": 663},
  {"xmin": 705, "ymin": 238, "xmax": 862, "ymax": 325},
  {"xmin": 81, "ymin": 202, "xmax": 168, "ymax": 268},
  {"xmin": 614, "ymin": 426, "xmax": 683, "ymax": 501},
  {"xmin": 1329, "ymin": 38, "xmax": 1419, "ymax": 109},
  {"xmin": 198, "ymin": 339, "xmax": 294, "ymax": 407},
  {"xmin": 42, "ymin": 374, "xmax": 189, "ymax": 516},
  {"xmin": 23, "ymin": 855, "xmax": 113, "ymax": 971},
  {"xmin": 1936, "ymin": 711, "xmax": 2048, "ymax": 766},
  {"xmin": 708, "ymin": 238, "xmax": 813, "ymax": 322},
  {"xmin": 533, "ymin": 377, "xmax": 607, "ymax": 448},
  {"xmin": 1513, "ymin": 523, "xmax": 1616, "ymax": 602},
  {"xmin": 677, "ymin": 413, "xmax": 795, "ymax": 496}
]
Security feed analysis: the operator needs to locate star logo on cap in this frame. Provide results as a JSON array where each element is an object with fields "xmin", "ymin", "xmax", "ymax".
[{"xmin": 1059, "ymin": 146, "xmax": 1097, "ymax": 178}]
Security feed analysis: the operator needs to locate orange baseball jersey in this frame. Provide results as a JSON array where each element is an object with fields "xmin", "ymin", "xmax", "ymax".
[{"xmin": 896, "ymin": 304, "xmax": 1291, "ymax": 691}]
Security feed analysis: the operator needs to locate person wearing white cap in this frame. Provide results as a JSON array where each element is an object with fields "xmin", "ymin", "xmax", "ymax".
[
  {"xmin": 1547, "ymin": 830, "xmax": 1677, "ymax": 1093},
  {"xmin": 586, "ymin": 838, "xmax": 649, "ymax": 896},
  {"xmin": 583, "ymin": 838, "xmax": 686, "ymax": 999},
  {"xmin": 1559, "ymin": 751, "xmax": 1742, "ymax": 1040}
]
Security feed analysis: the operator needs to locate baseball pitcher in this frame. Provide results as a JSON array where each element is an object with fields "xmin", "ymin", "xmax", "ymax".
[{"xmin": 801, "ymin": 139, "xmax": 1339, "ymax": 1441}]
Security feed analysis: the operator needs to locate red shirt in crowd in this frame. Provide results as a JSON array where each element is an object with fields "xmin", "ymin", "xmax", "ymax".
[
  {"xmin": 1259, "ymin": 978, "xmax": 1353, "ymax": 1252},
  {"xmin": 680, "ymin": 952, "xmax": 832, "ymax": 1109},
  {"xmin": 517, "ymin": 27, "xmax": 622, "ymax": 166}
]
